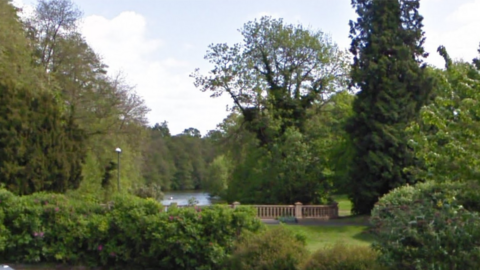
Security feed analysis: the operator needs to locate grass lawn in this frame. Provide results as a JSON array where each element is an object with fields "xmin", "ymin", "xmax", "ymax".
[
  {"xmin": 333, "ymin": 194, "xmax": 352, "ymax": 216},
  {"xmin": 282, "ymin": 224, "xmax": 374, "ymax": 252},
  {"xmin": 268, "ymin": 194, "xmax": 374, "ymax": 252}
]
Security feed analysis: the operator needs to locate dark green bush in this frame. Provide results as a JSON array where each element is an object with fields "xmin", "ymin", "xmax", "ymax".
[
  {"xmin": 0, "ymin": 188, "xmax": 13, "ymax": 253},
  {"xmin": 302, "ymin": 243, "xmax": 384, "ymax": 270},
  {"xmin": 224, "ymin": 226, "xmax": 309, "ymax": 270},
  {"xmin": 371, "ymin": 181, "xmax": 480, "ymax": 270},
  {"xmin": 0, "ymin": 188, "xmax": 263, "ymax": 269}
]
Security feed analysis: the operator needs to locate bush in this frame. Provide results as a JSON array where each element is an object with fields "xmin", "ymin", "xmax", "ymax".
[
  {"xmin": 371, "ymin": 181, "xmax": 480, "ymax": 269},
  {"xmin": 0, "ymin": 188, "xmax": 14, "ymax": 253},
  {"xmin": 302, "ymin": 243, "xmax": 384, "ymax": 270},
  {"xmin": 0, "ymin": 189, "xmax": 263, "ymax": 269},
  {"xmin": 128, "ymin": 183, "xmax": 164, "ymax": 200},
  {"xmin": 224, "ymin": 225, "xmax": 309, "ymax": 270}
]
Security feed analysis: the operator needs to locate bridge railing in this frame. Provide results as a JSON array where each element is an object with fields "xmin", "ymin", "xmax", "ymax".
[{"xmin": 164, "ymin": 201, "xmax": 338, "ymax": 219}]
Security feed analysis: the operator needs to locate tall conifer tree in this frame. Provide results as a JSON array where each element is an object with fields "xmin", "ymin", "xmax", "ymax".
[
  {"xmin": 347, "ymin": 0, "xmax": 432, "ymax": 214},
  {"xmin": 0, "ymin": 0, "xmax": 86, "ymax": 195}
]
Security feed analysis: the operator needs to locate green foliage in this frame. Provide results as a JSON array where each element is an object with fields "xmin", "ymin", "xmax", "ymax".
[
  {"xmin": 303, "ymin": 243, "xmax": 384, "ymax": 270},
  {"xmin": 371, "ymin": 181, "xmax": 480, "ymax": 269},
  {"xmin": 204, "ymin": 155, "xmax": 231, "ymax": 197},
  {"xmin": 305, "ymin": 92, "xmax": 355, "ymax": 195},
  {"xmin": 407, "ymin": 53, "xmax": 480, "ymax": 183},
  {"xmin": 346, "ymin": 0, "xmax": 433, "ymax": 214},
  {"xmin": 0, "ymin": 0, "xmax": 86, "ymax": 195},
  {"xmin": 194, "ymin": 16, "xmax": 350, "ymax": 204},
  {"xmin": 0, "ymin": 188, "xmax": 263, "ymax": 269},
  {"xmin": 224, "ymin": 226, "xmax": 309, "ymax": 270},
  {"xmin": 128, "ymin": 183, "xmax": 164, "ymax": 200},
  {"xmin": 142, "ymin": 122, "xmax": 216, "ymax": 191}
]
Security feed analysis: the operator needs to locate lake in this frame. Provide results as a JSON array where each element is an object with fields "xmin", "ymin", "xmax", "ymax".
[{"xmin": 161, "ymin": 190, "xmax": 212, "ymax": 206}]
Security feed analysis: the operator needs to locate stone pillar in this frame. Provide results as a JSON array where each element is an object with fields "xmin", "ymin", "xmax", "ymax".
[
  {"xmin": 232, "ymin": 201, "xmax": 240, "ymax": 209},
  {"xmin": 294, "ymin": 202, "xmax": 303, "ymax": 219}
]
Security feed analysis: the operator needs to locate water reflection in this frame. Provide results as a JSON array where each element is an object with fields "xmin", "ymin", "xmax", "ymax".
[{"xmin": 161, "ymin": 190, "xmax": 212, "ymax": 206}]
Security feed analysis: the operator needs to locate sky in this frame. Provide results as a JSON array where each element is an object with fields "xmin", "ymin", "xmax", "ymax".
[{"xmin": 12, "ymin": 0, "xmax": 480, "ymax": 135}]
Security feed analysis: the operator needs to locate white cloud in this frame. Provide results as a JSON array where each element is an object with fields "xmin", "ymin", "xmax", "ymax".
[
  {"xmin": 448, "ymin": 0, "xmax": 480, "ymax": 24},
  {"xmin": 11, "ymin": 0, "xmax": 35, "ymax": 19},
  {"xmin": 424, "ymin": 0, "xmax": 480, "ymax": 67},
  {"xmin": 182, "ymin": 43, "xmax": 195, "ymax": 50},
  {"xmin": 80, "ymin": 11, "xmax": 231, "ymax": 135}
]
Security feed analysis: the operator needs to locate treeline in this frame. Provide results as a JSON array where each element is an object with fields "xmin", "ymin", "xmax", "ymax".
[
  {"xmin": 0, "ymin": 0, "xmax": 150, "ymax": 201},
  {"xmin": 142, "ymin": 122, "xmax": 217, "ymax": 191}
]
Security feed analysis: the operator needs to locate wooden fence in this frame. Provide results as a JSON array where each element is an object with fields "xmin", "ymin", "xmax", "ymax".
[{"xmin": 165, "ymin": 202, "xmax": 338, "ymax": 220}]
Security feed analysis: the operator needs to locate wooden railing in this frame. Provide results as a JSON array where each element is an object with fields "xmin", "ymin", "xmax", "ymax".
[{"xmin": 164, "ymin": 201, "xmax": 338, "ymax": 220}]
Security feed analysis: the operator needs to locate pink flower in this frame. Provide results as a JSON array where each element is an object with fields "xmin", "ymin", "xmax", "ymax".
[
  {"xmin": 98, "ymin": 245, "xmax": 103, "ymax": 251},
  {"xmin": 33, "ymin": 232, "xmax": 38, "ymax": 237},
  {"xmin": 169, "ymin": 216, "xmax": 173, "ymax": 221},
  {"xmin": 39, "ymin": 232, "xmax": 44, "ymax": 237},
  {"xmin": 110, "ymin": 252, "xmax": 116, "ymax": 257},
  {"xmin": 55, "ymin": 207, "xmax": 59, "ymax": 212}
]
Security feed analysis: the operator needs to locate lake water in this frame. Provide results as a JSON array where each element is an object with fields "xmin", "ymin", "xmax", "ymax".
[{"xmin": 161, "ymin": 190, "xmax": 212, "ymax": 206}]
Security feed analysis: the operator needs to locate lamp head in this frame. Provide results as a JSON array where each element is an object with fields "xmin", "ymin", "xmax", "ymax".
[{"xmin": 115, "ymin": 147, "xmax": 122, "ymax": 153}]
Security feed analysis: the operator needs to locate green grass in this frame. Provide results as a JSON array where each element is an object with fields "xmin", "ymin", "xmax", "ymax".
[
  {"xmin": 283, "ymin": 224, "xmax": 374, "ymax": 252},
  {"xmin": 271, "ymin": 194, "xmax": 374, "ymax": 252},
  {"xmin": 333, "ymin": 194, "xmax": 352, "ymax": 216}
]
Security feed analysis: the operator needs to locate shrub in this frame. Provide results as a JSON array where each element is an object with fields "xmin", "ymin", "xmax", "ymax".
[
  {"xmin": 224, "ymin": 225, "xmax": 309, "ymax": 270},
  {"xmin": 371, "ymin": 181, "xmax": 480, "ymax": 269},
  {"xmin": 302, "ymin": 243, "xmax": 384, "ymax": 270},
  {"xmin": 128, "ymin": 183, "xmax": 164, "ymax": 200},
  {"xmin": 0, "ymin": 188, "xmax": 263, "ymax": 269},
  {"xmin": 0, "ymin": 188, "xmax": 14, "ymax": 253}
]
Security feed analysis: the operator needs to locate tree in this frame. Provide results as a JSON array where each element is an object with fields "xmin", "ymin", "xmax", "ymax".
[
  {"xmin": 204, "ymin": 155, "xmax": 231, "ymax": 197},
  {"xmin": 19, "ymin": 0, "xmax": 150, "ymax": 200},
  {"xmin": 193, "ymin": 17, "xmax": 349, "ymax": 204},
  {"xmin": 193, "ymin": 16, "xmax": 349, "ymax": 145},
  {"xmin": 182, "ymin": 127, "xmax": 201, "ymax": 138},
  {"xmin": 407, "ymin": 48, "xmax": 480, "ymax": 183},
  {"xmin": 153, "ymin": 121, "xmax": 171, "ymax": 138},
  {"xmin": 142, "ymin": 123, "xmax": 175, "ymax": 189},
  {"xmin": 0, "ymin": 0, "xmax": 86, "ymax": 195},
  {"xmin": 346, "ymin": 0, "xmax": 432, "ymax": 214},
  {"xmin": 27, "ymin": 0, "xmax": 82, "ymax": 71}
]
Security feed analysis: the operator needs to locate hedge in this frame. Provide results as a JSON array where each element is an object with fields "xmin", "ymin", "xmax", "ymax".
[{"xmin": 0, "ymin": 189, "xmax": 262, "ymax": 269}]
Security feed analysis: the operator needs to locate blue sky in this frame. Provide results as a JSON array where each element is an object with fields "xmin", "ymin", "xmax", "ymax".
[{"xmin": 13, "ymin": 0, "xmax": 480, "ymax": 135}]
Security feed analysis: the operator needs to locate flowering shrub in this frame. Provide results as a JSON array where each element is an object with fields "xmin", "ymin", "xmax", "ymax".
[
  {"xmin": 371, "ymin": 181, "xmax": 480, "ymax": 269},
  {"xmin": 0, "ymin": 189, "xmax": 262, "ymax": 269}
]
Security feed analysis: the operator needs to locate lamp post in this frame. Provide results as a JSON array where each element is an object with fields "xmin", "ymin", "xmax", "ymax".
[{"xmin": 115, "ymin": 147, "xmax": 122, "ymax": 192}]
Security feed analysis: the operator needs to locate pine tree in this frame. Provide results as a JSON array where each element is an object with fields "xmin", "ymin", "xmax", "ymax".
[{"xmin": 346, "ymin": 0, "xmax": 432, "ymax": 214}]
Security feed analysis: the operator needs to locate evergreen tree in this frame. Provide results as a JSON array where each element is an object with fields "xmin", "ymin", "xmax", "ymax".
[
  {"xmin": 346, "ymin": 0, "xmax": 432, "ymax": 214},
  {"xmin": 0, "ymin": 0, "xmax": 86, "ymax": 195}
]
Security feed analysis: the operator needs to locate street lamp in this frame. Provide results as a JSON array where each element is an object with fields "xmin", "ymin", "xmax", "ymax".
[{"xmin": 115, "ymin": 147, "xmax": 122, "ymax": 192}]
